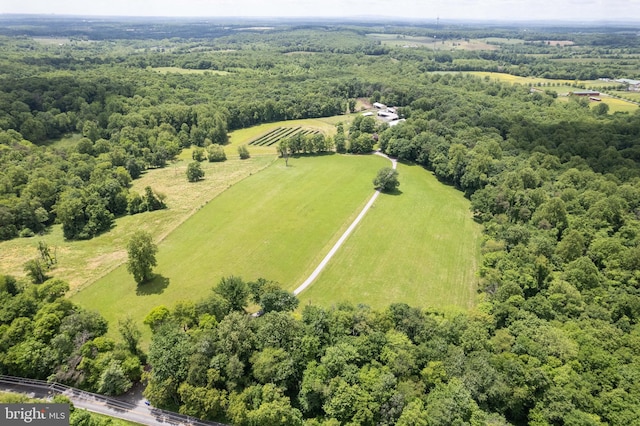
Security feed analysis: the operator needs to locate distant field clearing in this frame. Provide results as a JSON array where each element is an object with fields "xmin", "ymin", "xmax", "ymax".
[
  {"xmin": 458, "ymin": 72, "xmax": 638, "ymax": 113},
  {"xmin": 151, "ymin": 67, "xmax": 229, "ymax": 75}
]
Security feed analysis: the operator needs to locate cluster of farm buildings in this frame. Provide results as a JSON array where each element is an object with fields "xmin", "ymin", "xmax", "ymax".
[
  {"xmin": 362, "ymin": 102, "xmax": 406, "ymax": 127},
  {"xmin": 569, "ymin": 79, "xmax": 640, "ymax": 102}
]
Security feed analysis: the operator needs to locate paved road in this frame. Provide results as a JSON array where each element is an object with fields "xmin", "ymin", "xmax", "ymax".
[
  {"xmin": 0, "ymin": 375, "xmax": 225, "ymax": 426},
  {"xmin": 293, "ymin": 152, "xmax": 397, "ymax": 296}
]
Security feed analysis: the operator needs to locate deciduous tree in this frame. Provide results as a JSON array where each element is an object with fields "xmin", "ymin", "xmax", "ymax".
[
  {"xmin": 214, "ymin": 276, "xmax": 249, "ymax": 312},
  {"xmin": 373, "ymin": 167, "xmax": 400, "ymax": 192},
  {"xmin": 126, "ymin": 231, "xmax": 157, "ymax": 285}
]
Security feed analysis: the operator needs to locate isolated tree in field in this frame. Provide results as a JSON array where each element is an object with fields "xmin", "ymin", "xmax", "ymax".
[
  {"xmin": 335, "ymin": 123, "xmax": 347, "ymax": 153},
  {"xmin": 593, "ymin": 102, "xmax": 609, "ymax": 116},
  {"xmin": 126, "ymin": 231, "xmax": 157, "ymax": 285},
  {"xmin": 373, "ymin": 167, "xmax": 400, "ymax": 192},
  {"xmin": 278, "ymin": 140, "xmax": 290, "ymax": 167},
  {"xmin": 38, "ymin": 240, "xmax": 56, "ymax": 268},
  {"xmin": 207, "ymin": 144, "xmax": 227, "ymax": 162},
  {"xmin": 192, "ymin": 147, "xmax": 206, "ymax": 162},
  {"xmin": 238, "ymin": 144, "xmax": 251, "ymax": 159},
  {"xmin": 186, "ymin": 161, "xmax": 204, "ymax": 182}
]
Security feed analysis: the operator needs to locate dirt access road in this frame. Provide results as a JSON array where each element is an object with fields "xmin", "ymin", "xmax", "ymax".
[{"xmin": 293, "ymin": 151, "xmax": 397, "ymax": 296}]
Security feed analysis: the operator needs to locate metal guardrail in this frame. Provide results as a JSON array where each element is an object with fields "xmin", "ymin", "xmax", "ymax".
[{"xmin": 0, "ymin": 375, "xmax": 226, "ymax": 426}]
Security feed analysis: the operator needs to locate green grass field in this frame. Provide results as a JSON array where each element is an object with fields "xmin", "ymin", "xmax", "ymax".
[
  {"xmin": 610, "ymin": 91, "xmax": 640, "ymax": 102},
  {"xmin": 467, "ymin": 72, "xmax": 578, "ymax": 87},
  {"xmin": 591, "ymin": 96, "xmax": 639, "ymax": 113},
  {"xmin": 0, "ymin": 155, "xmax": 275, "ymax": 290},
  {"xmin": 71, "ymin": 154, "xmax": 389, "ymax": 340},
  {"xmin": 299, "ymin": 162, "xmax": 480, "ymax": 311}
]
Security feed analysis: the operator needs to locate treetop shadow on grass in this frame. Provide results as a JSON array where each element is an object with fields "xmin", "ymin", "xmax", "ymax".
[
  {"xmin": 136, "ymin": 274, "xmax": 170, "ymax": 295},
  {"xmin": 380, "ymin": 187, "xmax": 403, "ymax": 196}
]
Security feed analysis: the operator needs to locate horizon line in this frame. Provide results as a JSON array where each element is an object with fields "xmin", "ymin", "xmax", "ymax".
[{"xmin": 1, "ymin": 12, "xmax": 640, "ymax": 26}]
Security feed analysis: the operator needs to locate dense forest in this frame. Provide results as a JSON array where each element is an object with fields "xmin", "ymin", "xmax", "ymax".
[{"xmin": 1, "ymin": 16, "xmax": 640, "ymax": 425}]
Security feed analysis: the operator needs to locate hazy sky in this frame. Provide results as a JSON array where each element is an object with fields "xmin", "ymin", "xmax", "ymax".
[{"xmin": 2, "ymin": 0, "xmax": 638, "ymax": 22}]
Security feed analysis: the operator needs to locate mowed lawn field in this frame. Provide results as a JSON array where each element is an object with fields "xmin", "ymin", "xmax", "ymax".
[
  {"xmin": 71, "ymin": 154, "xmax": 389, "ymax": 338},
  {"xmin": 299, "ymin": 162, "xmax": 481, "ymax": 311}
]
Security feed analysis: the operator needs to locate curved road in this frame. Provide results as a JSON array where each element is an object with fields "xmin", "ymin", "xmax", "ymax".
[
  {"xmin": 0, "ymin": 375, "xmax": 225, "ymax": 426},
  {"xmin": 293, "ymin": 152, "xmax": 397, "ymax": 296}
]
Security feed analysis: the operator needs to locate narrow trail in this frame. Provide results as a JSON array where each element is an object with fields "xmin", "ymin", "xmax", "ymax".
[{"xmin": 293, "ymin": 152, "xmax": 397, "ymax": 296}]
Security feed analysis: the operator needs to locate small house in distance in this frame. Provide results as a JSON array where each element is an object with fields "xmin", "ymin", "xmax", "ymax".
[
  {"xmin": 389, "ymin": 119, "xmax": 406, "ymax": 127},
  {"xmin": 362, "ymin": 112, "xmax": 374, "ymax": 117},
  {"xmin": 570, "ymin": 90, "xmax": 600, "ymax": 97},
  {"xmin": 373, "ymin": 102, "xmax": 387, "ymax": 109},
  {"xmin": 377, "ymin": 110, "xmax": 399, "ymax": 121}
]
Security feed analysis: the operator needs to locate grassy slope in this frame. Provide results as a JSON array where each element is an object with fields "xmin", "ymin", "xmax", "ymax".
[
  {"xmin": 71, "ymin": 154, "xmax": 387, "ymax": 339},
  {"xmin": 0, "ymin": 156, "xmax": 275, "ymax": 290},
  {"xmin": 299, "ymin": 162, "xmax": 481, "ymax": 312},
  {"xmin": 0, "ymin": 117, "xmax": 354, "ymax": 287}
]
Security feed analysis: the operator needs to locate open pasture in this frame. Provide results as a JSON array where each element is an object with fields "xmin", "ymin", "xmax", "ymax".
[
  {"xmin": 591, "ymin": 96, "xmax": 639, "ymax": 113},
  {"xmin": 71, "ymin": 154, "xmax": 389, "ymax": 339},
  {"xmin": 299, "ymin": 162, "xmax": 481, "ymax": 311},
  {"xmin": 467, "ymin": 71, "xmax": 577, "ymax": 87},
  {"xmin": 535, "ymin": 40, "xmax": 575, "ymax": 46},
  {"xmin": 467, "ymin": 71, "xmax": 626, "ymax": 91},
  {"xmin": 611, "ymin": 91, "xmax": 640, "ymax": 102}
]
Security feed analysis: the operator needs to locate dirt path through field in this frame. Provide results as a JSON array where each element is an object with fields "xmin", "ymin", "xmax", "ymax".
[{"xmin": 293, "ymin": 152, "xmax": 397, "ymax": 295}]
